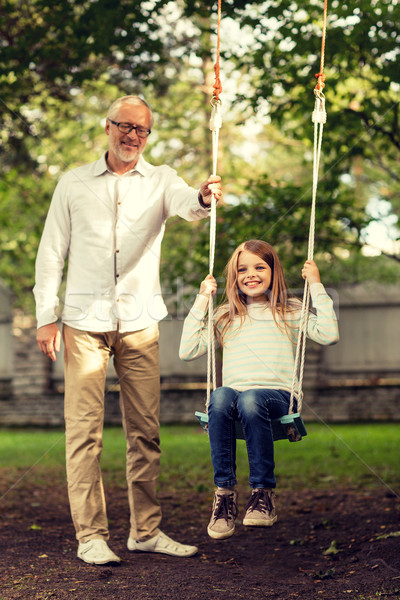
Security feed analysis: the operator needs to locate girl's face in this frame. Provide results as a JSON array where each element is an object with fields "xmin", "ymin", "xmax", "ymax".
[{"xmin": 237, "ymin": 250, "xmax": 272, "ymax": 303}]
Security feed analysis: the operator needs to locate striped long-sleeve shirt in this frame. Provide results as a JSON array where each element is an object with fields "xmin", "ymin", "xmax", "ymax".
[{"xmin": 179, "ymin": 282, "xmax": 339, "ymax": 393}]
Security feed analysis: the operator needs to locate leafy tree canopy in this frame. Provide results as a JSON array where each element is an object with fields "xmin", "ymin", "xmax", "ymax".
[
  {"xmin": 1, "ymin": 0, "xmax": 400, "ymax": 312},
  {"xmin": 217, "ymin": 0, "xmax": 400, "ymax": 214}
]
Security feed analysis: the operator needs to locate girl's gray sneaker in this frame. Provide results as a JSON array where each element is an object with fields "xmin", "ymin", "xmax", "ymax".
[
  {"xmin": 243, "ymin": 488, "xmax": 277, "ymax": 526},
  {"xmin": 207, "ymin": 488, "xmax": 239, "ymax": 539}
]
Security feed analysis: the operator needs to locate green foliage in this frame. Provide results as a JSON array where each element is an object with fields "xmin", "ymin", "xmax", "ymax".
[
  {"xmin": 161, "ymin": 169, "xmax": 400, "ymax": 299},
  {"xmin": 1, "ymin": 0, "xmax": 399, "ymax": 311},
  {"xmin": 230, "ymin": 1, "xmax": 399, "ymax": 133},
  {"xmin": 0, "ymin": 170, "xmax": 52, "ymax": 311},
  {"xmin": 0, "ymin": 0, "xmax": 173, "ymax": 309},
  {"xmin": 162, "ymin": 0, "xmax": 400, "ymax": 298},
  {"xmin": 226, "ymin": 0, "xmax": 400, "ymax": 218},
  {"xmin": 0, "ymin": 0, "xmax": 173, "ymax": 177},
  {"xmin": 0, "ymin": 80, "xmax": 121, "ymax": 310},
  {"xmin": 0, "ymin": 0, "xmax": 169, "ymax": 97}
]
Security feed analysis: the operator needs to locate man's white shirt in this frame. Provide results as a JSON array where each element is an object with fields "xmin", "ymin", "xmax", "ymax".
[{"xmin": 34, "ymin": 154, "xmax": 209, "ymax": 332}]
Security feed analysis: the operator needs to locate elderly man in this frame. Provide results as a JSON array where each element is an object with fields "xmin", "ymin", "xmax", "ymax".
[{"xmin": 34, "ymin": 95, "xmax": 222, "ymax": 565}]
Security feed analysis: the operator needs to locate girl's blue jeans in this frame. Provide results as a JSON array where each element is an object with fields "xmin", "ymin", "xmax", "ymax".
[{"xmin": 208, "ymin": 386, "xmax": 292, "ymax": 489}]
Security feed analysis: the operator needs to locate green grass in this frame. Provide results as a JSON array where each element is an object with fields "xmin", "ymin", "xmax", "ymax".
[
  {"xmin": 0, "ymin": 423, "xmax": 399, "ymax": 494},
  {"xmin": 158, "ymin": 422, "xmax": 400, "ymax": 492}
]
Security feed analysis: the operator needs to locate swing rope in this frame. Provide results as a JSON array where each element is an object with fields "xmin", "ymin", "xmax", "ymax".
[
  {"xmin": 204, "ymin": 0, "xmax": 328, "ymax": 419},
  {"xmin": 206, "ymin": 0, "xmax": 223, "ymax": 412},
  {"xmin": 288, "ymin": 0, "xmax": 328, "ymax": 415},
  {"xmin": 213, "ymin": 0, "xmax": 223, "ymax": 102}
]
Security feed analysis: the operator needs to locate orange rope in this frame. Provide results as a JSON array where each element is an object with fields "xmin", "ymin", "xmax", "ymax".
[
  {"xmin": 314, "ymin": 0, "xmax": 328, "ymax": 92},
  {"xmin": 213, "ymin": 0, "xmax": 222, "ymax": 100}
]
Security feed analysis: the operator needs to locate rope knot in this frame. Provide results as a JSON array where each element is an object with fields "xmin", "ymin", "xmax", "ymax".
[
  {"xmin": 213, "ymin": 62, "xmax": 222, "ymax": 101},
  {"xmin": 314, "ymin": 72, "xmax": 326, "ymax": 91}
]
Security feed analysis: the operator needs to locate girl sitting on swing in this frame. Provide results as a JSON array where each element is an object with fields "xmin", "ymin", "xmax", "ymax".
[{"xmin": 179, "ymin": 239, "xmax": 339, "ymax": 540}]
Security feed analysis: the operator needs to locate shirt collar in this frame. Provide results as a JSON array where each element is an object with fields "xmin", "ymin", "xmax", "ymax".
[
  {"xmin": 94, "ymin": 153, "xmax": 152, "ymax": 178},
  {"xmin": 134, "ymin": 155, "xmax": 152, "ymax": 177},
  {"xmin": 92, "ymin": 153, "xmax": 110, "ymax": 177}
]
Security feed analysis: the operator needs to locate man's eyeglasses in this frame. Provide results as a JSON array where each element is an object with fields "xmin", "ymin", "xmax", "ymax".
[{"xmin": 109, "ymin": 119, "xmax": 151, "ymax": 138}]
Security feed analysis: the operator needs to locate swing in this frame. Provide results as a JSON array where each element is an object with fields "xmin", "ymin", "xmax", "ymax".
[
  {"xmin": 194, "ymin": 0, "xmax": 328, "ymax": 443},
  {"xmin": 195, "ymin": 410, "xmax": 307, "ymax": 443}
]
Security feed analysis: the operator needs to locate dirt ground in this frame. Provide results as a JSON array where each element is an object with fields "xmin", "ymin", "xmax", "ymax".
[{"xmin": 1, "ymin": 480, "xmax": 400, "ymax": 600}]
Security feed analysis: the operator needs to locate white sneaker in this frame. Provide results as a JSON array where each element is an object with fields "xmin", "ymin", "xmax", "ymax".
[
  {"xmin": 127, "ymin": 531, "xmax": 198, "ymax": 557},
  {"xmin": 77, "ymin": 539, "xmax": 121, "ymax": 565}
]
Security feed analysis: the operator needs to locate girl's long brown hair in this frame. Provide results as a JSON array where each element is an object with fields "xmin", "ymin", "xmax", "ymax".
[{"xmin": 215, "ymin": 240, "xmax": 297, "ymax": 344}]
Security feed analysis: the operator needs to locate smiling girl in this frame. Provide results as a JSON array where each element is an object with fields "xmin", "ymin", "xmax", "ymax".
[{"xmin": 179, "ymin": 239, "xmax": 339, "ymax": 540}]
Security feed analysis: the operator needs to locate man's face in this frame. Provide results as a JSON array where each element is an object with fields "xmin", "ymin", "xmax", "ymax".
[{"xmin": 105, "ymin": 103, "xmax": 152, "ymax": 169}]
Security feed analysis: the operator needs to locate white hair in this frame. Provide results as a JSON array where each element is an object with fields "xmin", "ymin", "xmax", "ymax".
[{"xmin": 106, "ymin": 95, "xmax": 154, "ymax": 128}]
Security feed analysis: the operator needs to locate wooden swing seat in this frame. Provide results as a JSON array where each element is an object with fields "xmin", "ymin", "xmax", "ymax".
[{"xmin": 195, "ymin": 410, "xmax": 307, "ymax": 443}]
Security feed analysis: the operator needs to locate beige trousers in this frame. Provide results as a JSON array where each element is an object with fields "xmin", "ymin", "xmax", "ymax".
[{"xmin": 63, "ymin": 324, "xmax": 162, "ymax": 543}]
